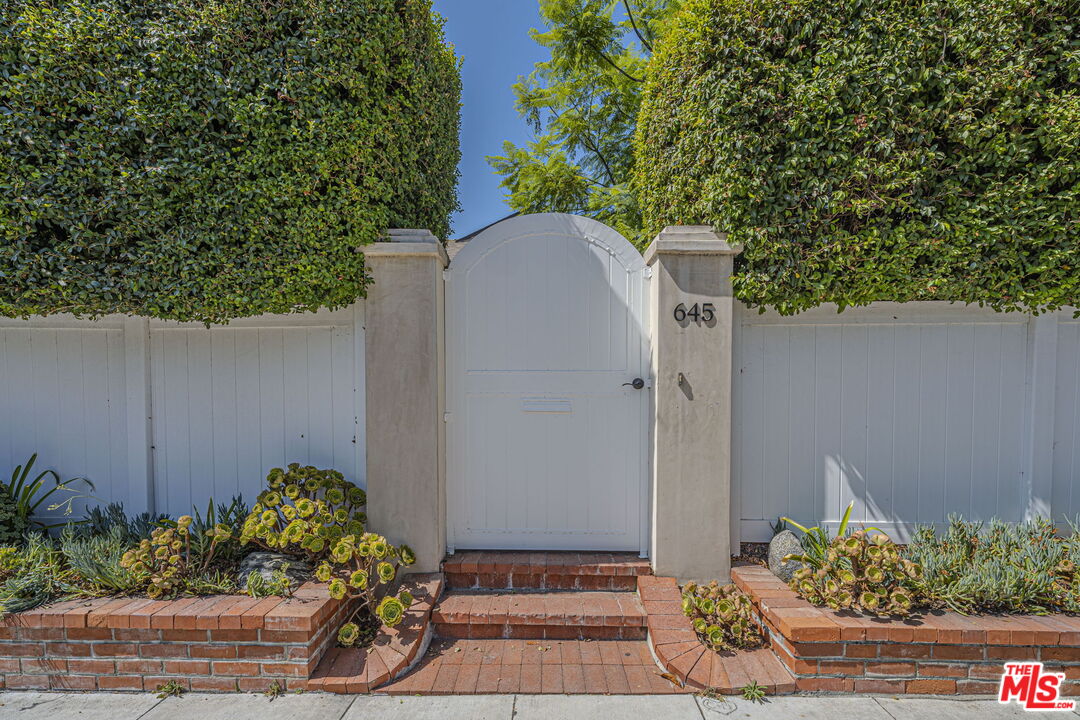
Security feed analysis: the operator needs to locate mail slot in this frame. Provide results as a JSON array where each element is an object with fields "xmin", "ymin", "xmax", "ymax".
[{"xmin": 521, "ymin": 398, "xmax": 572, "ymax": 413}]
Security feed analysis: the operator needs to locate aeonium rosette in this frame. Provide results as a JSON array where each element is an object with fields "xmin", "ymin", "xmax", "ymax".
[{"xmin": 239, "ymin": 465, "xmax": 416, "ymax": 648}]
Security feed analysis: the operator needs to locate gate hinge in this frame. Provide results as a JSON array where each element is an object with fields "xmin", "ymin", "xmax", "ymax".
[
  {"xmin": 442, "ymin": 269, "xmax": 450, "ymax": 281},
  {"xmin": 643, "ymin": 267, "xmax": 653, "ymax": 279},
  {"xmin": 443, "ymin": 412, "xmax": 452, "ymax": 422}
]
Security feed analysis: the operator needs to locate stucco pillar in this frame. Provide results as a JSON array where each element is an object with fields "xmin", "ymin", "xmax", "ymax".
[
  {"xmin": 363, "ymin": 229, "xmax": 447, "ymax": 573},
  {"xmin": 644, "ymin": 226, "xmax": 743, "ymax": 582}
]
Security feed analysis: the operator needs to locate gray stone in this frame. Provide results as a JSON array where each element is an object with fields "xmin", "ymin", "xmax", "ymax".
[
  {"xmin": 0, "ymin": 691, "xmax": 163, "ymax": 719},
  {"xmin": 768, "ymin": 529, "xmax": 805, "ymax": 582},
  {"xmin": 343, "ymin": 695, "xmax": 514, "ymax": 720},
  {"xmin": 145, "ymin": 693, "xmax": 354, "ymax": 720},
  {"xmin": 236, "ymin": 552, "xmax": 312, "ymax": 591},
  {"xmin": 514, "ymin": 695, "xmax": 701, "ymax": 720},
  {"xmin": 699, "ymin": 696, "xmax": 894, "ymax": 720}
]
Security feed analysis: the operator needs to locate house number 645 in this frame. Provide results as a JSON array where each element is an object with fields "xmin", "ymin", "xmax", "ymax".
[{"xmin": 673, "ymin": 302, "xmax": 715, "ymax": 323}]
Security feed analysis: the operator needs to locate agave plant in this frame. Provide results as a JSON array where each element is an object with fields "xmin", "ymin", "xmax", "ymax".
[
  {"xmin": 781, "ymin": 501, "xmax": 856, "ymax": 569},
  {"xmin": 1, "ymin": 454, "xmax": 96, "ymax": 543},
  {"xmin": 681, "ymin": 581, "xmax": 762, "ymax": 651}
]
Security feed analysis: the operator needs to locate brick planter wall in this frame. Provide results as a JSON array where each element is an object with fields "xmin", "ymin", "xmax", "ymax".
[
  {"xmin": 0, "ymin": 582, "xmax": 352, "ymax": 692},
  {"xmin": 732, "ymin": 565, "xmax": 1080, "ymax": 695}
]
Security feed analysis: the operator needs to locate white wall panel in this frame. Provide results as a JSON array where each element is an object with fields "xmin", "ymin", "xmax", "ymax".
[
  {"xmin": 0, "ymin": 304, "xmax": 365, "ymax": 522},
  {"xmin": 734, "ymin": 303, "xmax": 1034, "ymax": 542},
  {"xmin": 0, "ymin": 317, "xmax": 128, "ymax": 521},
  {"xmin": 149, "ymin": 305, "xmax": 365, "ymax": 517},
  {"xmin": 1054, "ymin": 316, "xmax": 1080, "ymax": 521}
]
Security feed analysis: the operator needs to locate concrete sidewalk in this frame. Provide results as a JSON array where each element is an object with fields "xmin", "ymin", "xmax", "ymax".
[{"xmin": 0, "ymin": 692, "xmax": 1074, "ymax": 720}]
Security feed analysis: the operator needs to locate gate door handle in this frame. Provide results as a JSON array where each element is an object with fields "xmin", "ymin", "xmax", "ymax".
[{"xmin": 622, "ymin": 378, "xmax": 645, "ymax": 390}]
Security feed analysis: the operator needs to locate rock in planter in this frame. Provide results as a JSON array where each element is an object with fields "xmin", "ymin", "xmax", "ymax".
[
  {"xmin": 237, "ymin": 552, "xmax": 312, "ymax": 591},
  {"xmin": 768, "ymin": 530, "xmax": 805, "ymax": 583}
]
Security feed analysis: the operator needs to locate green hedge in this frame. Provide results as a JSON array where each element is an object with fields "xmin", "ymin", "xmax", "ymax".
[
  {"xmin": 636, "ymin": 0, "xmax": 1079, "ymax": 314},
  {"xmin": 0, "ymin": 0, "xmax": 460, "ymax": 322}
]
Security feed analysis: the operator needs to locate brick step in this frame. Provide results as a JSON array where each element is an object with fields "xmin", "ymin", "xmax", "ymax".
[
  {"xmin": 443, "ymin": 551, "xmax": 650, "ymax": 591},
  {"xmin": 432, "ymin": 590, "xmax": 646, "ymax": 640}
]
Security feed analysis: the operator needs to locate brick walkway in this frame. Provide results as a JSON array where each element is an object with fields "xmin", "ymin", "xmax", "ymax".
[{"xmin": 381, "ymin": 638, "xmax": 691, "ymax": 695}]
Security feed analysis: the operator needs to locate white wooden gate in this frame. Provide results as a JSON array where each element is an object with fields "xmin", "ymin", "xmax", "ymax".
[{"xmin": 446, "ymin": 214, "xmax": 650, "ymax": 552}]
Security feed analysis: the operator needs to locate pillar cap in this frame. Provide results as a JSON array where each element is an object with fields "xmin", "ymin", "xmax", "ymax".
[
  {"xmin": 643, "ymin": 226, "xmax": 743, "ymax": 266},
  {"xmin": 363, "ymin": 229, "xmax": 448, "ymax": 267}
]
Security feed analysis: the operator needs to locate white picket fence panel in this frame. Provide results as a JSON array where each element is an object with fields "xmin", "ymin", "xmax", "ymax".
[
  {"xmin": 0, "ymin": 304, "xmax": 365, "ymax": 521},
  {"xmin": 733, "ymin": 302, "xmax": 1080, "ymax": 544}
]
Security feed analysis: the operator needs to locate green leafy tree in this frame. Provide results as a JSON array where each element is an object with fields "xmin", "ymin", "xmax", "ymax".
[
  {"xmin": 636, "ymin": 0, "xmax": 1079, "ymax": 314},
  {"xmin": 489, "ymin": 0, "xmax": 676, "ymax": 246},
  {"xmin": 0, "ymin": 0, "xmax": 460, "ymax": 323}
]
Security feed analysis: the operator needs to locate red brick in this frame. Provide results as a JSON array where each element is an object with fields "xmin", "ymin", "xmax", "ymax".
[
  {"xmin": 865, "ymin": 661, "xmax": 916, "ymax": 677},
  {"xmin": 261, "ymin": 662, "xmax": 308, "ymax": 677},
  {"xmin": 235, "ymin": 676, "xmax": 275, "ymax": 692},
  {"xmin": 969, "ymin": 663, "xmax": 1007, "ymax": 680},
  {"xmin": 159, "ymin": 629, "xmax": 207, "ymax": 642},
  {"xmin": 87, "ymin": 598, "xmax": 141, "ymax": 628},
  {"xmin": 190, "ymin": 676, "xmax": 239, "ymax": 691},
  {"xmin": 146, "ymin": 676, "xmax": 191, "ymax": 692},
  {"xmin": 50, "ymin": 674, "xmax": 97, "ymax": 691},
  {"xmin": 854, "ymin": 678, "xmax": 906, "ymax": 693},
  {"xmin": 67, "ymin": 658, "xmax": 115, "ymax": 674},
  {"xmin": 97, "ymin": 675, "xmax": 145, "ymax": 691},
  {"xmin": 796, "ymin": 677, "xmax": 854, "ymax": 692},
  {"xmin": 44, "ymin": 641, "xmax": 92, "ymax": 656},
  {"xmin": 190, "ymin": 644, "xmax": 237, "ymax": 659},
  {"xmin": 879, "ymin": 643, "xmax": 932, "ymax": 659},
  {"xmin": 906, "ymin": 678, "xmax": 957, "ymax": 694},
  {"xmin": 148, "ymin": 597, "xmax": 202, "ymax": 630},
  {"xmin": 21, "ymin": 657, "xmax": 67, "ymax": 674},
  {"xmin": 15, "ymin": 627, "xmax": 66, "ymax": 641},
  {"xmin": 0, "ymin": 658, "xmax": 19, "ymax": 673},
  {"xmin": 211, "ymin": 628, "xmax": 261, "ymax": 642},
  {"xmin": 116, "ymin": 658, "xmax": 163, "ymax": 673},
  {"xmin": 64, "ymin": 627, "xmax": 112, "ymax": 641},
  {"xmin": 932, "ymin": 645, "xmax": 984, "ymax": 661},
  {"xmin": 111, "ymin": 628, "xmax": 162, "ymax": 642},
  {"xmin": 792, "ymin": 642, "xmax": 845, "ymax": 657},
  {"xmin": 845, "ymin": 643, "xmax": 878, "ymax": 658},
  {"xmin": 956, "ymin": 679, "xmax": 999, "ymax": 695},
  {"xmin": 139, "ymin": 643, "xmax": 189, "ymax": 658},
  {"xmin": 92, "ymin": 642, "xmax": 138, "ymax": 657},
  {"xmin": 988, "ymin": 645, "xmax": 1038, "ymax": 660},
  {"xmin": 4, "ymin": 674, "xmax": 51, "ymax": 690},
  {"xmin": 1, "ymin": 641, "xmax": 44, "ymax": 656},
  {"xmin": 817, "ymin": 659, "xmax": 864, "ymax": 676},
  {"xmin": 212, "ymin": 660, "xmax": 261, "ymax": 676},
  {"xmin": 163, "ymin": 659, "xmax": 211, "ymax": 674},
  {"xmin": 1042, "ymin": 646, "xmax": 1080, "ymax": 662},
  {"xmin": 918, "ymin": 662, "xmax": 967, "ymax": 678},
  {"xmin": 236, "ymin": 644, "xmax": 286, "ymax": 660}
]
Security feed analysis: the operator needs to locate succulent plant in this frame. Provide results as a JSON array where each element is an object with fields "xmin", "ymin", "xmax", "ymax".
[
  {"xmin": 241, "ymin": 465, "xmax": 415, "ymax": 648},
  {"xmin": 681, "ymin": 581, "xmax": 762, "ymax": 651},
  {"xmin": 0, "ymin": 483, "xmax": 30, "ymax": 547},
  {"xmin": 906, "ymin": 515, "xmax": 1079, "ymax": 615},
  {"xmin": 119, "ymin": 515, "xmax": 233, "ymax": 599},
  {"xmin": 337, "ymin": 621, "xmax": 361, "ymax": 646},
  {"xmin": 785, "ymin": 529, "xmax": 921, "ymax": 617}
]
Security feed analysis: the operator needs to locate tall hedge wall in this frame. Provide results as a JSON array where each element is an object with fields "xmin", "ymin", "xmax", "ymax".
[
  {"xmin": 636, "ymin": 0, "xmax": 1079, "ymax": 314},
  {"xmin": 0, "ymin": 0, "xmax": 460, "ymax": 322}
]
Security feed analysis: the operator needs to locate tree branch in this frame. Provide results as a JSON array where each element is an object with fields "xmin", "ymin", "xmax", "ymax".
[
  {"xmin": 580, "ymin": 133, "xmax": 617, "ymax": 186},
  {"xmin": 623, "ymin": 1, "xmax": 653, "ymax": 53},
  {"xmin": 589, "ymin": 41, "xmax": 642, "ymax": 82}
]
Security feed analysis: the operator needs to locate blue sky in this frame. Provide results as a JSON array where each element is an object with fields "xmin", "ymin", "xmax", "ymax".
[{"xmin": 431, "ymin": 0, "xmax": 547, "ymax": 239}]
